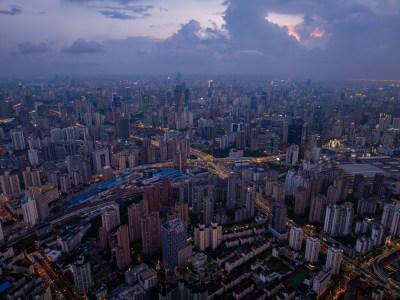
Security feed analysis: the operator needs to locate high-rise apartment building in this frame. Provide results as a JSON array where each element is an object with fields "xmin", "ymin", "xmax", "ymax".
[
  {"xmin": 115, "ymin": 225, "xmax": 131, "ymax": 270},
  {"xmin": 326, "ymin": 247, "xmax": 343, "ymax": 275},
  {"xmin": 305, "ymin": 236, "xmax": 320, "ymax": 264},
  {"xmin": 128, "ymin": 201, "xmax": 148, "ymax": 241},
  {"xmin": 141, "ymin": 212, "xmax": 161, "ymax": 255},
  {"xmin": 289, "ymin": 226, "xmax": 303, "ymax": 251},
  {"xmin": 72, "ymin": 256, "xmax": 93, "ymax": 293},
  {"xmin": 323, "ymin": 203, "xmax": 354, "ymax": 236}
]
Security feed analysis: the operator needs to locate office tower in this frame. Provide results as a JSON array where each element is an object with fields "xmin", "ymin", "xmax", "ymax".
[
  {"xmin": 141, "ymin": 212, "xmax": 161, "ymax": 255},
  {"xmin": 128, "ymin": 201, "xmax": 148, "ymax": 241},
  {"xmin": 372, "ymin": 173, "xmax": 385, "ymax": 197},
  {"xmin": 173, "ymin": 151, "xmax": 187, "ymax": 171},
  {"xmin": 161, "ymin": 177, "xmax": 173, "ymax": 205},
  {"xmin": 289, "ymin": 226, "xmax": 303, "ymax": 251},
  {"xmin": 92, "ymin": 148, "xmax": 110, "ymax": 174},
  {"xmin": 162, "ymin": 218, "xmax": 191, "ymax": 268},
  {"xmin": 347, "ymin": 124, "xmax": 355, "ymax": 145},
  {"xmin": 286, "ymin": 144, "xmax": 299, "ymax": 166},
  {"xmin": 22, "ymin": 167, "xmax": 41, "ymax": 189},
  {"xmin": 0, "ymin": 172, "xmax": 21, "ymax": 195},
  {"xmin": 287, "ymin": 118, "xmax": 304, "ymax": 146},
  {"xmin": 101, "ymin": 206, "xmax": 120, "ymax": 232},
  {"xmin": 72, "ymin": 256, "xmax": 93, "ymax": 293},
  {"xmin": 0, "ymin": 222, "xmax": 3, "ymax": 243},
  {"xmin": 143, "ymin": 186, "xmax": 161, "ymax": 212},
  {"xmin": 313, "ymin": 105, "xmax": 322, "ymax": 135},
  {"xmin": 323, "ymin": 203, "xmax": 354, "ymax": 236},
  {"xmin": 305, "ymin": 236, "xmax": 320, "ymax": 264},
  {"xmin": 115, "ymin": 225, "xmax": 131, "ymax": 270},
  {"xmin": 269, "ymin": 202, "xmax": 287, "ymax": 234},
  {"xmin": 326, "ymin": 247, "xmax": 343, "ymax": 275},
  {"xmin": 10, "ymin": 129, "xmax": 25, "ymax": 150},
  {"xmin": 28, "ymin": 148, "xmax": 39, "ymax": 166},
  {"xmin": 120, "ymin": 116, "xmax": 130, "ymax": 140},
  {"xmin": 352, "ymin": 174, "xmax": 365, "ymax": 200},
  {"xmin": 272, "ymin": 182, "xmax": 286, "ymax": 203},
  {"xmin": 246, "ymin": 190, "xmax": 255, "ymax": 218},
  {"xmin": 309, "ymin": 194, "xmax": 327, "ymax": 223},
  {"xmin": 142, "ymin": 94, "xmax": 153, "ymax": 127},
  {"xmin": 21, "ymin": 195, "xmax": 39, "ymax": 226},
  {"xmin": 294, "ymin": 186, "xmax": 307, "ymax": 216}
]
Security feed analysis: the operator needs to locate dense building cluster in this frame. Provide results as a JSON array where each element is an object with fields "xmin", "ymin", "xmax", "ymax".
[{"xmin": 0, "ymin": 75, "xmax": 399, "ymax": 299}]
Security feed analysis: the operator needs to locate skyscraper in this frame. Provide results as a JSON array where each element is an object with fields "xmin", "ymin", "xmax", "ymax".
[
  {"xmin": 141, "ymin": 212, "xmax": 161, "ymax": 255},
  {"xmin": 323, "ymin": 203, "xmax": 354, "ymax": 236},
  {"xmin": 143, "ymin": 186, "xmax": 161, "ymax": 212},
  {"xmin": 128, "ymin": 201, "xmax": 148, "ymax": 241},
  {"xmin": 162, "ymin": 218, "xmax": 190, "ymax": 268},
  {"xmin": 21, "ymin": 195, "xmax": 39, "ymax": 226},
  {"xmin": 161, "ymin": 177, "xmax": 173, "ymax": 205},
  {"xmin": 10, "ymin": 129, "xmax": 25, "ymax": 150},
  {"xmin": 326, "ymin": 247, "xmax": 343, "ymax": 275},
  {"xmin": 92, "ymin": 148, "xmax": 110, "ymax": 174},
  {"xmin": 309, "ymin": 194, "xmax": 327, "ymax": 223},
  {"xmin": 305, "ymin": 236, "xmax": 320, "ymax": 264},
  {"xmin": 289, "ymin": 226, "xmax": 303, "ymax": 251},
  {"xmin": 28, "ymin": 148, "xmax": 39, "ymax": 166},
  {"xmin": 72, "ymin": 256, "xmax": 93, "ymax": 293},
  {"xmin": 294, "ymin": 186, "xmax": 307, "ymax": 216},
  {"xmin": 269, "ymin": 202, "xmax": 287, "ymax": 234},
  {"xmin": 101, "ymin": 206, "xmax": 120, "ymax": 232},
  {"xmin": 120, "ymin": 116, "xmax": 130, "ymax": 141},
  {"xmin": 115, "ymin": 225, "xmax": 131, "ymax": 270},
  {"xmin": 246, "ymin": 190, "xmax": 255, "ymax": 218}
]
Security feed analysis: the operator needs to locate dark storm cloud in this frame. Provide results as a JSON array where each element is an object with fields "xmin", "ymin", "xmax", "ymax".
[
  {"xmin": 0, "ymin": 5, "xmax": 22, "ymax": 15},
  {"xmin": 18, "ymin": 42, "xmax": 50, "ymax": 54},
  {"xmin": 62, "ymin": 39, "xmax": 103, "ymax": 54}
]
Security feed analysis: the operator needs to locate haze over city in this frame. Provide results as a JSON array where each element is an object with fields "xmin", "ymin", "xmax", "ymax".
[{"xmin": 1, "ymin": 1, "xmax": 400, "ymax": 300}]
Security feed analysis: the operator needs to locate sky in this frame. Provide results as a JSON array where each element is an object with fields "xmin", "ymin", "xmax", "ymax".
[{"xmin": 0, "ymin": 0, "xmax": 399, "ymax": 79}]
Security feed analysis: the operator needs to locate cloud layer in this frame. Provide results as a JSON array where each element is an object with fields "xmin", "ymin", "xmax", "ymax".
[
  {"xmin": 0, "ymin": 5, "xmax": 21, "ymax": 15},
  {"xmin": 1, "ymin": 0, "xmax": 400, "ymax": 79}
]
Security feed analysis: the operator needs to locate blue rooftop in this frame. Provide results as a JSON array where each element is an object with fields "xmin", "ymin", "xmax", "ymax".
[
  {"xmin": 0, "ymin": 282, "xmax": 11, "ymax": 293},
  {"xmin": 68, "ymin": 177, "xmax": 119, "ymax": 205}
]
